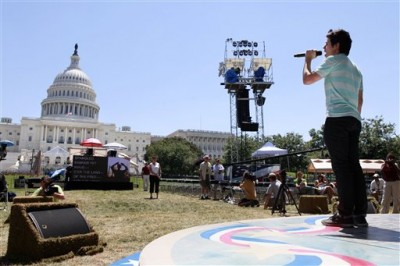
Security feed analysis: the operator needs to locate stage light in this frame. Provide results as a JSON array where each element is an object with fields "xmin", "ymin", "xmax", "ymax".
[
  {"xmin": 254, "ymin": 51, "xmax": 259, "ymax": 56},
  {"xmin": 257, "ymin": 94, "xmax": 266, "ymax": 106},
  {"xmin": 251, "ymin": 58, "xmax": 272, "ymax": 71},
  {"xmin": 239, "ymin": 51, "xmax": 244, "ymax": 56},
  {"xmin": 233, "ymin": 51, "xmax": 238, "ymax": 56},
  {"xmin": 233, "ymin": 41, "xmax": 237, "ymax": 47},
  {"xmin": 248, "ymin": 51, "xmax": 253, "ymax": 56},
  {"xmin": 239, "ymin": 42, "xmax": 243, "ymax": 47},
  {"xmin": 248, "ymin": 42, "xmax": 252, "ymax": 47},
  {"xmin": 244, "ymin": 50, "xmax": 248, "ymax": 56},
  {"xmin": 224, "ymin": 58, "xmax": 245, "ymax": 71},
  {"xmin": 254, "ymin": 42, "xmax": 258, "ymax": 47}
]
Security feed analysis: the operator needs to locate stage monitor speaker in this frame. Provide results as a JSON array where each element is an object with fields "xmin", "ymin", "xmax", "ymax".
[
  {"xmin": 236, "ymin": 88, "xmax": 250, "ymax": 126},
  {"xmin": 28, "ymin": 207, "xmax": 91, "ymax": 238},
  {"xmin": 240, "ymin": 122, "xmax": 259, "ymax": 132}
]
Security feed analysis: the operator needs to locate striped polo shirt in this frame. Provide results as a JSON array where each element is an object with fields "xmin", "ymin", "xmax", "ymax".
[{"xmin": 316, "ymin": 54, "xmax": 363, "ymax": 121}]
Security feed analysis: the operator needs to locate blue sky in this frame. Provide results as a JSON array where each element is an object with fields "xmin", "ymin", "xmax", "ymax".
[{"xmin": 1, "ymin": 0, "xmax": 399, "ymax": 141}]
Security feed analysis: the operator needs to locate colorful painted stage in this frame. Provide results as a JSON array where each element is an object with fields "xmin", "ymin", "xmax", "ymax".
[{"xmin": 112, "ymin": 214, "xmax": 399, "ymax": 266}]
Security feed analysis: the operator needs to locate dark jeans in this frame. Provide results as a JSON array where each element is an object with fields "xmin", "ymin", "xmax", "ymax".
[
  {"xmin": 323, "ymin": 116, "xmax": 367, "ymax": 218},
  {"xmin": 149, "ymin": 175, "xmax": 160, "ymax": 194}
]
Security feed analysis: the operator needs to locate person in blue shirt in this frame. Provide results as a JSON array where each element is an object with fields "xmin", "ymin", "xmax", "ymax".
[
  {"xmin": 302, "ymin": 29, "xmax": 367, "ymax": 228},
  {"xmin": 225, "ymin": 67, "xmax": 240, "ymax": 83}
]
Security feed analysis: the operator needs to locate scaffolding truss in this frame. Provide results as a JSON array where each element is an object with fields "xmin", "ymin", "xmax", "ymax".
[{"xmin": 219, "ymin": 38, "xmax": 274, "ymax": 162}]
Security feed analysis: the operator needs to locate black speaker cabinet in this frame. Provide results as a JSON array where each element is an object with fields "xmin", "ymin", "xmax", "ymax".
[
  {"xmin": 28, "ymin": 207, "xmax": 91, "ymax": 238},
  {"xmin": 240, "ymin": 122, "xmax": 259, "ymax": 132},
  {"xmin": 236, "ymin": 88, "xmax": 251, "ymax": 126}
]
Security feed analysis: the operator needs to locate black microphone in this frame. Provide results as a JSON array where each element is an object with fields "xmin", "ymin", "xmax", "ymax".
[{"xmin": 294, "ymin": 51, "xmax": 322, "ymax": 58}]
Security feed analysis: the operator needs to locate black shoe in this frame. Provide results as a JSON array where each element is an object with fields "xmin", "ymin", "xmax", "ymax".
[
  {"xmin": 353, "ymin": 216, "xmax": 368, "ymax": 227},
  {"xmin": 321, "ymin": 214, "xmax": 354, "ymax": 228}
]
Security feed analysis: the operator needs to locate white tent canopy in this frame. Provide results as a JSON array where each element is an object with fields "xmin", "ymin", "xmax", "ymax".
[
  {"xmin": 44, "ymin": 146, "xmax": 69, "ymax": 157},
  {"xmin": 307, "ymin": 159, "xmax": 385, "ymax": 174},
  {"xmin": 43, "ymin": 146, "xmax": 69, "ymax": 165},
  {"xmin": 251, "ymin": 142, "xmax": 288, "ymax": 158}
]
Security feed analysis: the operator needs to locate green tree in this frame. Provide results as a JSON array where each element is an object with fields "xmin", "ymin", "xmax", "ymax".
[
  {"xmin": 306, "ymin": 125, "xmax": 330, "ymax": 159},
  {"xmin": 308, "ymin": 126, "xmax": 324, "ymax": 149},
  {"xmin": 145, "ymin": 137, "xmax": 203, "ymax": 176},
  {"xmin": 223, "ymin": 134, "xmax": 260, "ymax": 164},
  {"xmin": 267, "ymin": 133, "xmax": 307, "ymax": 171},
  {"xmin": 359, "ymin": 116, "xmax": 400, "ymax": 160}
]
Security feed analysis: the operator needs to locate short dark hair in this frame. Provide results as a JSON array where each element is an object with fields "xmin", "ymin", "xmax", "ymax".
[
  {"xmin": 327, "ymin": 29, "xmax": 352, "ymax": 56},
  {"xmin": 386, "ymin": 153, "xmax": 395, "ymax": 160}
]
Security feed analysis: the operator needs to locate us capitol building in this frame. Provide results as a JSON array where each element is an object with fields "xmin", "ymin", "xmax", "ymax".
[{"xmin": 0, "ymin": 44, "xmax": 231, "ymax": 165}]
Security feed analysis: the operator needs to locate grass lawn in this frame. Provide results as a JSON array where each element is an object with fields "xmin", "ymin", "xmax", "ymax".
[{"xmin": 0, "ymin": 176, "xmax": 309, "ymax": 266}]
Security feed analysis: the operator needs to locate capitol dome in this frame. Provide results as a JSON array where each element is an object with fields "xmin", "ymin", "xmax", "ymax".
[
  {"xmin": 41, "ymin": 44, "xmax": 100, "ymax": 122},
  {"xmin": 53, "ymin": 68, "xmax": 92, "ymax": 87}
]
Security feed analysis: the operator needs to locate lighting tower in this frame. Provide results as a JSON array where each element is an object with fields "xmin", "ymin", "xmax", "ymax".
[{"xmin": 218, "ymin": 38, "xmax": 274, "ymax": 162}]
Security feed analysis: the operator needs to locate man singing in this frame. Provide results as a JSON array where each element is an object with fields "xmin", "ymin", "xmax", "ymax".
[{"xmin": 302, "ymin": 29, "xmax": 367, "ymax": 228}]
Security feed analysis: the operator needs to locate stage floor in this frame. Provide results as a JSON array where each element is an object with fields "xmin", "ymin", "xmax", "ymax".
[{"xmin": 112, "ymin": 214, "xmax": 399, "ymax": 266}]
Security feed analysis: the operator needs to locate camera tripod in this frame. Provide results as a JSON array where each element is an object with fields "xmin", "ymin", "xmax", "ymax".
[{"xmin": 271, "ymin": 182, "xmax": 301, "ymax": 216}]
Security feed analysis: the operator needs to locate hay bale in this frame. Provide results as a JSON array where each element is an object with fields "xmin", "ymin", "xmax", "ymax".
[
  {"xmin": 6, "ymin": 202, "xmax": 102, "ymax": 263},
  {"xmin": 13, "ymin": 196, "xmax": 54, "ymax": 204},
  {"xmin": 299, "ymin": 195, "xmax": 329, "ymax": 214}
]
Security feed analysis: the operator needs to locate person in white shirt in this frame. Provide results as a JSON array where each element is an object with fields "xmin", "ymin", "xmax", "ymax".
[
  {"xmin": 370, "ymin": 173, "xmax": 384, "ymax": 203},
  {"xmin": 199, "ymin": 155, "xmax": 212, "ymax": 200},
  {"xmin": 263, "ymin": 173, "xmax": 282, "ymax": 209},
  {"xmin": 149, "ymin": 156, "xmax": 161, "ymax": 199},
  {"xmin": 212, "ymin": 158, "xmax": 225, "ymax": 200}
]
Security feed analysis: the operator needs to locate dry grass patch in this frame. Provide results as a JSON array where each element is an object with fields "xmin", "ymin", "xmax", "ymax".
[{"xmin": 0, "ymin": 188, "xmax": 300, "ymax": 265}]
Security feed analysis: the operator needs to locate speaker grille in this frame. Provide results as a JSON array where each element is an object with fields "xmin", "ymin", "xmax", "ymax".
[
  {"xmin": 28, "ymin": 207, "xmax": 91, "ymax": 238},
  {"xmin": 236, "ymin": 88, "xmax": 250, "ymax": 127}
]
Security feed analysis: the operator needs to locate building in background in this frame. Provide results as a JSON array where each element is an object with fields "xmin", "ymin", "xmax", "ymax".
[
  {"xmin": 0, "ymin": 45, "xmax": 150, "ymax": 163},
  {"xmin": 167, "ymin": 130, "xmax": 232, "ymax": 159},
  {"xmin": 0, "ymin": 45, "xmax": 231, "ymax": 167}
]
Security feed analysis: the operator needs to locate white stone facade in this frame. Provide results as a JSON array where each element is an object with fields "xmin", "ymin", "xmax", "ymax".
[
  {"xmin": 167, "ymin": 129, "xmax": 233, "ymax": 159},
  {"xmin": 0, "ymin": 45, "xmax": 231, "ymax": 163},
  {"xmin": 0, "ymin": 45, "xmax": 151, "ymax": 161}
]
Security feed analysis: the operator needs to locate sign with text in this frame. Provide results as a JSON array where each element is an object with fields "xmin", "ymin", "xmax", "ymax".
[{"xmin": 72, "ymin": 155, "xmax": 130, "ymax": 182}]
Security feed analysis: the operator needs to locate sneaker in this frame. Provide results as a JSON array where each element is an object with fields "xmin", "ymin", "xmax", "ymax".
[
  {"xmin": 353, "ymin": 216, "xmax": 369, "ymax": 227},
  {"xmin": 321, "ymin": 214, "xmax": 354, "ymax": 228}
]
